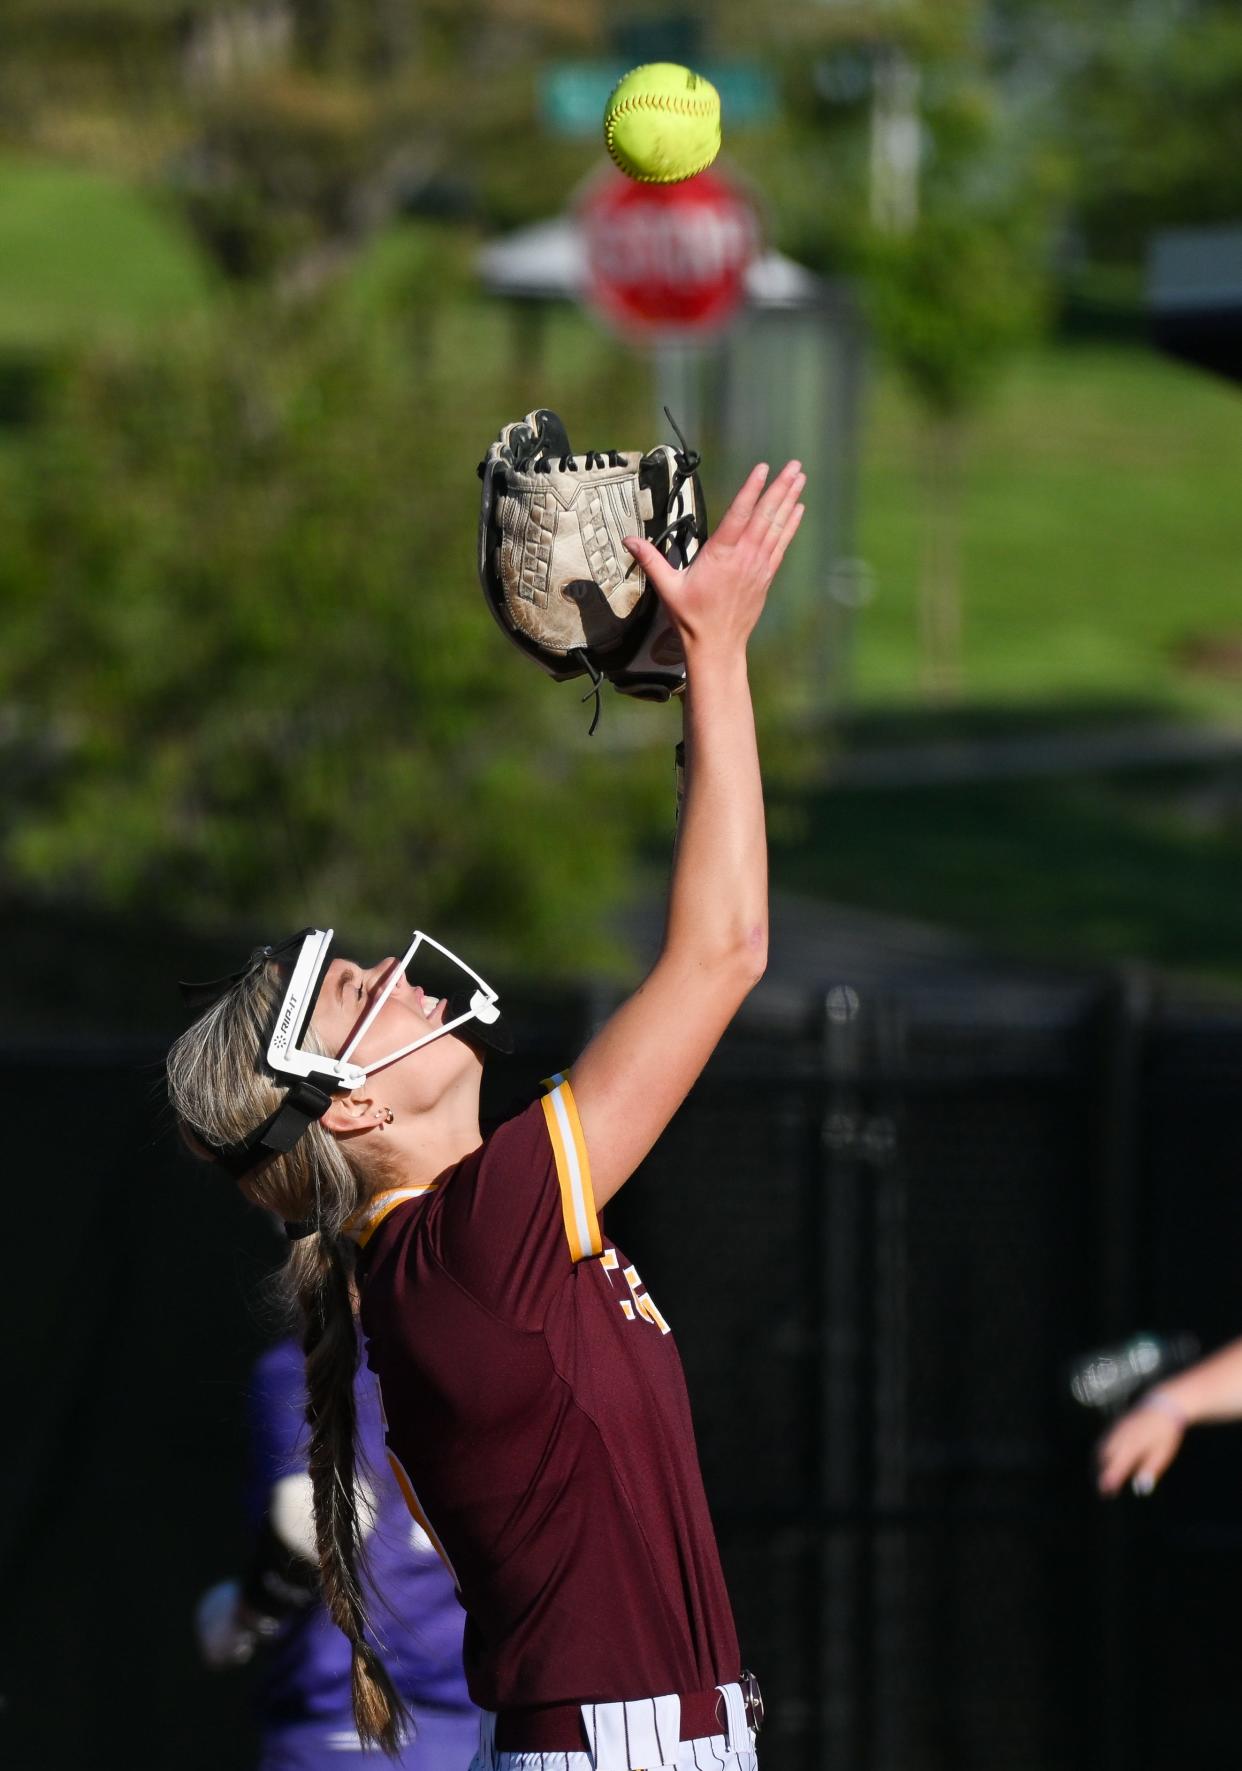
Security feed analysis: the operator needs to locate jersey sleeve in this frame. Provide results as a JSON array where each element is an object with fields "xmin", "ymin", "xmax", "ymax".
[{"xmin": 432, "ymin": 1074, "xmax": 603, "ymax": 1327}]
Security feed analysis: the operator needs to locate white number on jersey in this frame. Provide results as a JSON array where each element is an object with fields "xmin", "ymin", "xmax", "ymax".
[{"xmin": 600, "ymin": 1247, "xmax": 671, "ymax": 1334}]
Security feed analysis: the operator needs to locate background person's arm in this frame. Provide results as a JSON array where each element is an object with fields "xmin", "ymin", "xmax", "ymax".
[
  {"xmin": 1097, "ymin": 1334, "xmax": 1242, "ymax": 1494},
  {"xmin": 570, "ymin": 459, "xmax": 806, "ymax": 1209}
]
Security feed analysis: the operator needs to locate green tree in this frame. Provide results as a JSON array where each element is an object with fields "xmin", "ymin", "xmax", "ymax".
[
  {"xmin": 0, "ymin": 258, "xmax": 667, "ymax": 971},
  {"xmin": 1059, "ymin": 0, "xmax": 1242, "ymax": 264},
  {"xmin": 0, "ymin": 1, "xmax": 605, "ymax": 286},
  {"xmin": 861, "ymin": 68, "xmax": 1060, "ymax": 697},
  {"xmin": 791, "ymin": 3, "xmax": 1062, "ymax": 698}
]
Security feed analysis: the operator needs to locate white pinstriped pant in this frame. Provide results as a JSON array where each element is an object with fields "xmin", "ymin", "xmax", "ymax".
[
  {"xmin": 471, "ymin": 1685, "xmax": 759, "ymax": 1771},
  {"xmin": 473, "ymin": 1739, "xmax": 759, "ymax": 1771}
]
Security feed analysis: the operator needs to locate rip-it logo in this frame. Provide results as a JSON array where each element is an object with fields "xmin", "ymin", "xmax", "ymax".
[{"xmin": 276, "ymin": 993, "xmax": 300, "ymax": 1046}]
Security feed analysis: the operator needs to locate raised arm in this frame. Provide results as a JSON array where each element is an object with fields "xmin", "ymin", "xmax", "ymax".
[{"xmin": 569, "ymin": 458, "xmax": 806, "ymax": 1208}]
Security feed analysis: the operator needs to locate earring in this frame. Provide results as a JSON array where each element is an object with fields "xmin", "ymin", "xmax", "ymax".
[{"xmin": 377, "ymin": 1107, "xmax": 394, "ymax": 1125}]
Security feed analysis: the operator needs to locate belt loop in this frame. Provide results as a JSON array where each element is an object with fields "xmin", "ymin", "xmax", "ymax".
[
  {"xmin": 580, "ymin": 1697, "xmax": 680, "ymax": 1771},
  {"xmin": 581, "ymin": 1701, "xmax": 599, "ymax": 1769},
  {"xmin": 479, "ymin": 1709, "xmax": 498, "ymax": 1771},
  {"xmin": 581, "ymin": 1700, "xmax": 626, "ymax": 1771},
  {"xmin": 715, "ymin": 1682, "xmax": 749, "ymax": 1753}
]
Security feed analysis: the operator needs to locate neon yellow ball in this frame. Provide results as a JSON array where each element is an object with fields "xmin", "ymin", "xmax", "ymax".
[{"xmin": 603, "ymin": 63, "xmax": 722, "ymax": 185}]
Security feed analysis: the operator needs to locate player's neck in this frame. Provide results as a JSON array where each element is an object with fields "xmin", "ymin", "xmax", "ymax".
[{"xmin": 383, "ymin": 1083, "xmax": 483, "ymax": 1187}]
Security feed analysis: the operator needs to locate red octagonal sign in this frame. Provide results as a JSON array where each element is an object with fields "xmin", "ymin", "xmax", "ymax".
[{"xmin": 577, "ymin": 163, "xmax": 763, "ymax": 339}]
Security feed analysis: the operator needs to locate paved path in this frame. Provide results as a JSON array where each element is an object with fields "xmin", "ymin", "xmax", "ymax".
[
  {"xmin": 620, "ymin": 886, "xmax": 1091, "ymax": 1029},
  {"xmin": 824, "ymin": 720, "xmax": 1242, "ymax": 790}
]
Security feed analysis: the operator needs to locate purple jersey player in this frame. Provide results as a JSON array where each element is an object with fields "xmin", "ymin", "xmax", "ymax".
[
  {"xmin": 169, "ymin": 456, "xmax": 806, "ymax": 1767},
  {"xmin": 196, "ymin": 1337, "xmax": 477, "ymax": 1771}
]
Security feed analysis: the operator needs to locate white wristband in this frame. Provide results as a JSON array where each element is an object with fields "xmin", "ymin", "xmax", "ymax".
[{"xmin": 1142, "ymin": 1389, "xmax": 1189, "ymax": 1429}]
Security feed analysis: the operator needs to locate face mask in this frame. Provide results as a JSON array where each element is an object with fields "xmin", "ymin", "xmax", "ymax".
[
  {"xmin": 267, "ymin": 927, "xmax": 506, "ymax": 1090},
  {"xmin": 177, "ymin": 927, "xmax": 507, "ymax": 1177}
]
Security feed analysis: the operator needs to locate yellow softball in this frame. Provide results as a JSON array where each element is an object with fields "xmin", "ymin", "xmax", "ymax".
[{"xmin": 603, "ymin": 63, "xmax": 722, "ymax": 185}]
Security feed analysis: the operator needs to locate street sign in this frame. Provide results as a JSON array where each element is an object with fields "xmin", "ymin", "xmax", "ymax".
[
  {"xmin": 577, "ymin": 163, "xmax": 763, "ymax": 339},
  {"xmin": 541, "ymin": 61, "xmax": 778, "ymax": 138}
]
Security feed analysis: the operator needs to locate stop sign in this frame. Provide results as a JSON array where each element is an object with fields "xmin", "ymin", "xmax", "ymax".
[{"xmin": 577, "ymin": 163, "xmax": 762, "ymax": 338}]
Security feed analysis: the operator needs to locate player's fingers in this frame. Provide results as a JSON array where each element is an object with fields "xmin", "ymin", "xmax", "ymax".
[
  {"xmin": 1133, "ymin": 1435, "xmax": 1181, "ymax": 1494},
  {"xmin": 1097, "ymin": 1409, "xmax": 1181, "ymax": 1496},
  {"xmin": 713, "ymin": 463, "xmax": 771, "ymax": 545},
  {"xmin": 758, "ymin": 472, "xmax": 807, "ymax": 560},
  {"xmin": 747, "ymin": 459, "xmax": 803, "ymax": 537},
  {"xmin": 1094, "ymin": 1420, "xmax": 1137, "ymax": 1494},
  {"xmin": 622, "ymin": 535, "xmax": 682, "ymax": 603},
  {"xmin": 1131, "ymin": 1457, "xmax": 1166, "ymax": 1497},
  {"xmin": 1096, "ymin": 1444, "xmax": 1136, "ymax": 1495},
  {"xmin": 765, "ymin": 503, "xmax": 806, "ymax": 577}
]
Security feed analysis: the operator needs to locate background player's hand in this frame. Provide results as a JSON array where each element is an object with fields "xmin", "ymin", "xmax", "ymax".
[
  {"xmin": 194, "ymin": 1578, "xmax": 258, "ymax": 1668},
  {"xmin": 1096, "ymin": 1396, "xmax": 1186, "ymax": 1497},
  {"xmin": 623, "ymin": 460, "xmax": 806, "ymax": 661}
]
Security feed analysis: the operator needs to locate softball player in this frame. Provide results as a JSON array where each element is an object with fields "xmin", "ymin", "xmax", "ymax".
[{"xmin": 167, "ymin": 457, "xmax": 806, "ymax": 1767}]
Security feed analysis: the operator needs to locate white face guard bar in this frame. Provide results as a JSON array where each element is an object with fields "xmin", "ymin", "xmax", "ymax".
[{"xmin": 266, "ymin": 927, "xmax": 502, "ymax": 1092}]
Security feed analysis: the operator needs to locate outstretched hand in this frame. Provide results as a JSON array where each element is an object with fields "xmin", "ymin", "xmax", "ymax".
[
  {"xmin": 1096, "ymin": 1397, "xmax": 1186, "ymax": 1497},
  {"xmin": 622, "ymin": 459, "xmax": 806, "ymax": 660}
]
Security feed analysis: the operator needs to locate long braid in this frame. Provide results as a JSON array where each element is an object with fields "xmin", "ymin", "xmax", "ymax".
[
  {"xmin": 168, "ymin": 962, "xmax": 408, "ymax": 1755},
  {"xmin": 295, "ymin": 1232, "xmax": 407, "ymax": 1753}
]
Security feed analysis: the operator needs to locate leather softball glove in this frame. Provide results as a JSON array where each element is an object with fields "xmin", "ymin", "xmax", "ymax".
[{"xmin": 477, "ymin": 408, "xmax": 706, "ymax": 726}]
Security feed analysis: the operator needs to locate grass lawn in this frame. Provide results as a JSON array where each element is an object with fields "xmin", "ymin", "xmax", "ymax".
[
  {"xmin": 0, "ymin": 156, "xmax": 215, "ymax": 347},
  {"xmin": 758, "ymin": 343, "xmax": 1242, "ymax": 989},
  {"xmin": 769, "ymin": 766, "xmax": 1242, "ymax": 989},
  {"xmin": 853, "ymin": 343, "xmax": 1242, "ymax": 725}
]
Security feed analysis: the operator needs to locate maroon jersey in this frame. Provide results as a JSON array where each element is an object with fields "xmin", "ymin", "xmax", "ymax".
[{"xmin": 354, "ymin": 1076, "xmax": 741, "ymax": 1714}]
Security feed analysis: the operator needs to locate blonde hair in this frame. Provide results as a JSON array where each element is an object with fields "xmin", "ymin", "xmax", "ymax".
[{"xmin": 167, "ymin": 961, "xmax": 406, "ymax": 1755}]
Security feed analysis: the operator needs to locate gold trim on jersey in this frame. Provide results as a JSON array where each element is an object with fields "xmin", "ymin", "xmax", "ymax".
[
  {"xmin": 541, "ymin": 1073, "xmax": 602, "ymax": 1263},
  {"xmin": 342, "ymin": 1184, "xmax": 439, "ymax": 1249},
  {"xmin": 385, "ymin": 1447, "xmax": 460, "ymax": 1588}
]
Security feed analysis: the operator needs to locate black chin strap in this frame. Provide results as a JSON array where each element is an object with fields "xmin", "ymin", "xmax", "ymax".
[{"xmin": 199, "ymin": 1077, "xmax": 336, "ymax": 1180}]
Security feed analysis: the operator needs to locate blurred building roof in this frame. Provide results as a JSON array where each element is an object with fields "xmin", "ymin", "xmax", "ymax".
[
  {"xmin": 1149, "ymin": 223, "xmax": 1242, "ymax": 385},
  {"xmin": 1149, "ymin": 224, "xmax": 1242, "ymax": 313}
]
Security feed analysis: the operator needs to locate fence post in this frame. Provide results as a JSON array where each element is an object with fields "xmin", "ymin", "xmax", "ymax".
[
  {"xmin": 817, "ymin": 982, "xmax": 905, "ymax": 1769},
  {"xmin": 1093, "ymin": 966, "xmax": 1155, "ymax": 1771},
  {"xmin": 817, "ymin": 980, "xmax": 871, "ymax": 1768}
]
